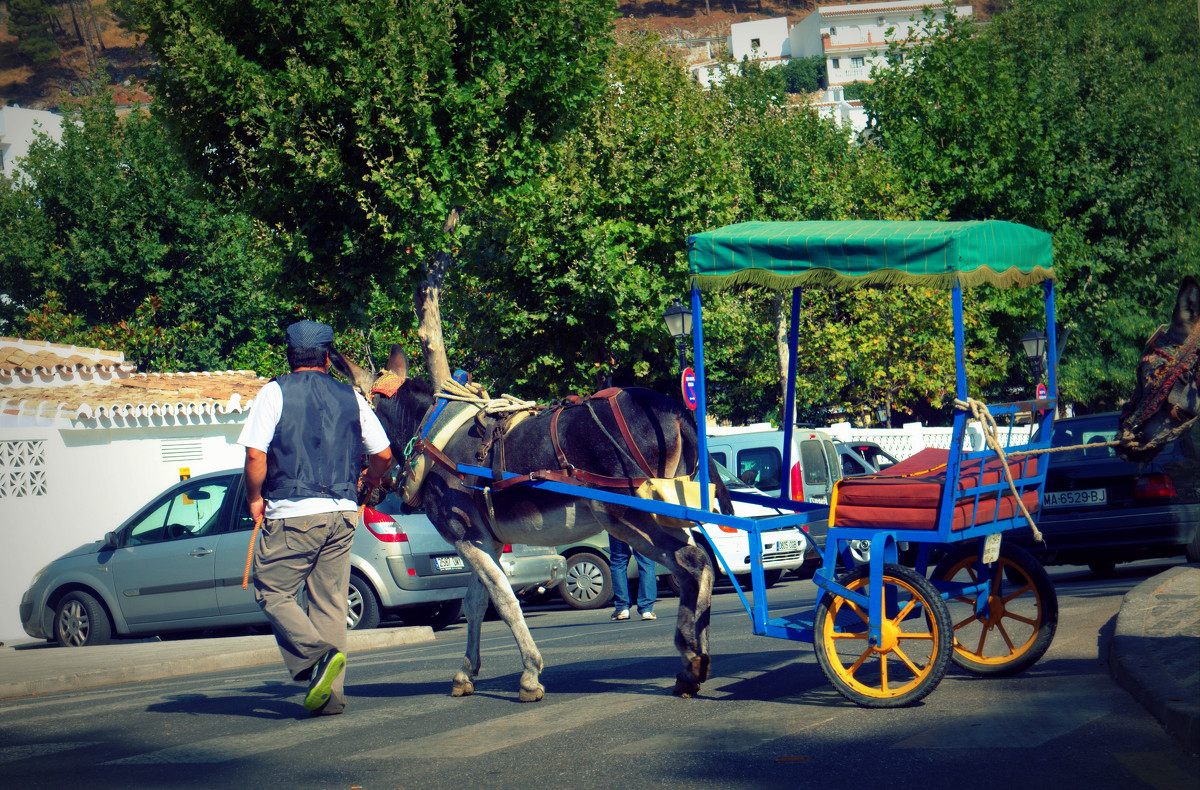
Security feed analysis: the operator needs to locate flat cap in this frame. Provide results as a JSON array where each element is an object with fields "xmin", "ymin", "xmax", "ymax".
[{"xmin": 285, "ymin": 319, "xmax": 335, "ymax": 350}]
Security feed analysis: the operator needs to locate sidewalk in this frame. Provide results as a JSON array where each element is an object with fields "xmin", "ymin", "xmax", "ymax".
[
  {"xmin": 1108, "ymin": 564, "xmax": 1200, "ymax": 754},
  {"xmin": 0, "ymin": 625, "xmax": 435, "ymax": 701}
]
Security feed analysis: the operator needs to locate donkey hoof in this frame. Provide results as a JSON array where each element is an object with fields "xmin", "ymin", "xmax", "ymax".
[
  {"xmin": 673, "ymin": 673, "xmax": 701, "ymax": 698},
  {"xmin": 519, "ymin": 684, "xmax": 545, "ymax": 703},
  {"xmin": 451, "ymin": 680, "xmax": 475, "ymax": 697}
]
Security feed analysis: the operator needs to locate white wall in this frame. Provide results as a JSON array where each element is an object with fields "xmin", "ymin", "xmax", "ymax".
[
  {"xmin": 0, "ymin": 419, "xmax": 247, "ymax": 642},
  {"xmin": 0, "ymin": 106, "xmax": 64, "ymax": 182},
  {"xmin": 730, "ymin": 17, "xmax": 791, "ymax": 61}
]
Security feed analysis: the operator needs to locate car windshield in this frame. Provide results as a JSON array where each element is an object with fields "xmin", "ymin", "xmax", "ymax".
[{"xmin": 712, "ymin": 459, "xmax": 755, "ymax": 491}]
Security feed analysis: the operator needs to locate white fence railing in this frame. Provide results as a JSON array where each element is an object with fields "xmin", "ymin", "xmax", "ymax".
[{"xmin": 823, "ymin": 421, "xmax": 1035, "ymax": 461}]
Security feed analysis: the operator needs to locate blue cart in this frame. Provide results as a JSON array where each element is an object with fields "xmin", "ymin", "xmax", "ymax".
[{"xmin": 458, "ymin": 220, "xmax": 1059, "ymax": 707}]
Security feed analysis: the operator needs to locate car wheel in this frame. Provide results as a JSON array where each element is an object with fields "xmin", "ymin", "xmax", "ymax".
[
  {"xmin": 401, "ymin": 599, "xmax": 463, "ymax": 631},
  {"xmin": 664, "ymin": 572, "xmax": 683, "ymax": 597},
  {"xmin": 559, "ymin": 551, "xmax": 612, "ymax": 610},
  {"xmin": 347, "ymin": 574, "xmax": 381, "ymax": 630},
  {"xmin": 53, "ymin": 591, "xmax": 112, "ymax": 648}
]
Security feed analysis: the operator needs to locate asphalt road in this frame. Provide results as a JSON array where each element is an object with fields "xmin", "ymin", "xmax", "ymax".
[{"xmin": 1, "ymin": 561, "xmax": 1197, "ymax": 789}]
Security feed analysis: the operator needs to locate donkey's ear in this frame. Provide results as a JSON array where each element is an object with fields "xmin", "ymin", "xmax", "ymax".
[
  {"xmin": 1174, "ymin": 275, "xmax": 1200, "ymax": 329},
  {"xmin": 328, "ymin": 348, "xmax": 377, "ymax": 399}
]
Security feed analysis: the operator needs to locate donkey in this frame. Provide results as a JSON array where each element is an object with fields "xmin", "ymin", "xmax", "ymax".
[
  {"xmin": 1118, "ymin": 275, "xmax": 1200, "ymax": 462},
  {"xmin": 332, "ymin": 352, "xmax": 732, "ymax": 701}
]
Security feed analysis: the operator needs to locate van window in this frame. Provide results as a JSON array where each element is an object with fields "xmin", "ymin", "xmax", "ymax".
[
  {"xmin": 736, "ymin": 446, "xmax": 782, "ymax": 490},
  {"xmin": 710, "ymin": 451, "xmax": 729, "ymax": 469},
  {"xmin": 800, "ymin": 440, "xmax": 829, "ymax": 486}
]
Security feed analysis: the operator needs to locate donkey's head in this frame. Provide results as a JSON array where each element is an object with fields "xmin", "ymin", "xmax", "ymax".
[
  {"xmin": 328, "ymin": 348, "xmax": 435, "ymax": 457},
  {"xmin": 1117, "ymin": 275, "xmax": 1200, "ymax": 461}
]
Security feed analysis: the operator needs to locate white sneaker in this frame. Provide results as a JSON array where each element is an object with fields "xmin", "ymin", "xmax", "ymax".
[
  {"xmin": 611, "ymin": 609, "xmax": 630, "ymax": 621},
  {"xmin": 641, "ymin": 611, "xmax": 656, "ymax": 621}
]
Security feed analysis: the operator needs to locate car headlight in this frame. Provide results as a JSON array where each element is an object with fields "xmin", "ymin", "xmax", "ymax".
[{"xmin": 28, "ymin": 564, "xmax": 49, "ymax": 589}]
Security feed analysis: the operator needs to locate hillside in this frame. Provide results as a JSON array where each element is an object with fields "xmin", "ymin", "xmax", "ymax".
[{"xmin": 1, "ymin": 1, "xmax": 999, "ymax": 111}]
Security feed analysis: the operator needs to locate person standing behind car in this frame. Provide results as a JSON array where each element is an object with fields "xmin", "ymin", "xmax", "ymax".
[
  {"xmin": 609, "ymin": 535, "xmax": 657, "ymax": 621},
  {"xmin": 238, "ymin": 320, "xmax": 393, "ymax": 716}
]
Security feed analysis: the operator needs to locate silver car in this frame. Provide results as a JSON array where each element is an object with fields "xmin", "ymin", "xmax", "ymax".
[{"xmin": 20, "ymin": 469, "xmax": 482, "ymax": 646}]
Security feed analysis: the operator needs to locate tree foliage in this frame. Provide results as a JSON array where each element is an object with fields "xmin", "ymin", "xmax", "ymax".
[
  {"xmin": 865, "ymin": 0, "xmax": 1200, "ymax": 409},
  {"xmin": 0, "ymin": 94, "xmax": 288, "ymax": 371},
  {"xmin": 116, "ymin": 0, "xmax": 619, "ymax": 383}
]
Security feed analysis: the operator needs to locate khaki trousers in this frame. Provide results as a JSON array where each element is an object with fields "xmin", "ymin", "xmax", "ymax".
[{"xmin": 253, "ymin": 511, "xmax": 355, "ymax": 711}]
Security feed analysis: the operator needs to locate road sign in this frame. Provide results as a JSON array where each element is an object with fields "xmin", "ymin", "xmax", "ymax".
[
  {"xmin": 681, "ymin": 368, "xmax": 697, "ymax": 410},
  {"xmin": 1036, "ymin": 383, "xmax": 1048, "ymax": 399}
]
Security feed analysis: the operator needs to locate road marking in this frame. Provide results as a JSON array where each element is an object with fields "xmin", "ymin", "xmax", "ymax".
[
  {"xmin": 354, "ymin": 690, "xmax": 665, "ymax": 759},
  {"xmin": 0, "ymin": 742, "xmax": 97, "ymax": 764},
  {"xmin": 892, "ymin": 676, "xmax": 1112, "ymax": 749}
]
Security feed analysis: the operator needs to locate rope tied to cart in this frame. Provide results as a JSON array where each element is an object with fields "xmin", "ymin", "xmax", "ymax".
[{"xmin": 954, "ymin": 397, "xmax": 1045, "ymax": 543}]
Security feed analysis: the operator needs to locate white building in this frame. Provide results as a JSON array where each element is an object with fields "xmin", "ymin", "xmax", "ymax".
[
  {"xmin": 790, "ymin": 1, "xmax": 972, "ymax": 86},
  {"xmin": 0, "ymin": 105, "xmax": 64, "ymax": 182},
  {"xmin": 0, "ymin": 338, "xmax": 265, "ymax": 642},
  {"xmin": 691, "ymin": 17, "xmax": 792, "ymax": 89}
]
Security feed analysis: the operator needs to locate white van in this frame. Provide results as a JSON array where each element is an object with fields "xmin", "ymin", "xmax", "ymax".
[
  {"xmin": 706, "ymin": 424, "xmax": 844, "ymax": 555},
  {"xmin": 706, "ymin": 424, "xmax": 843, "ymax": 505}
]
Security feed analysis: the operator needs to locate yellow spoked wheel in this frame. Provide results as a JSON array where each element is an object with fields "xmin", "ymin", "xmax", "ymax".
[
  {"xmin": 933, "ymin": 541, "xmax": 1058, "ymax": 676},
  {"xmin": 813, "ymin": 563, "xmax": 952, "ymax": 708}
]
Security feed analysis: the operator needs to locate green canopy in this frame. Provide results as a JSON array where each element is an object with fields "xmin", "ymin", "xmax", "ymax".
[{"xmin": 687, "ymin": 220, "xmax": 1053, "ymax": 292}]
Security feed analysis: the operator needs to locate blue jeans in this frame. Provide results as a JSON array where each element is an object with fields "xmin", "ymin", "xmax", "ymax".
[{"xmin": 609, "ymin": 534, "xmax": 657, "ymax": 613}]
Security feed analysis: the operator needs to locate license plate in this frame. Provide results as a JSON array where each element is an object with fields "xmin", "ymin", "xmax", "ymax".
[
  {"xmin": 774, "ymin": 539, "xmax": 801, "ymax": 552},
  {"xmin": 1042, "ymin": 488, "xmax": 1107, "ymax": 508},
  {"xmin": 434, "ymin": 555, "xmax": 465, "ymax": 571}
]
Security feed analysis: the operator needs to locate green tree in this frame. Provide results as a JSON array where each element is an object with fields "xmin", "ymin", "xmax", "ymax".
[
  {"xmin": 116, "ymin": 0, "xmax": 618, "ymax": 387},
  {"xmin": 8, "ymin": 0, "xmax": 59, "ymax": 64},
  {"xmin": 865, "ymin": 0, "xmax": 1200, "ymax": 409},
  {"xmin": 778, "ymin": 54, "xmax": 826, "ymax": 94},
  {"xmin": 0, "ymin": 94, "xmax": 288, "ymax": 371},
  {"xmin": 449, "ymin": 38, "xmax": 748, "ymax": 398}
]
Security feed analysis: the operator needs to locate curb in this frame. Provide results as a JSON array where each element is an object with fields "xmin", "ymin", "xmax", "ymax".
[
  {"xmin": 1108, "ymin": 565, "xmax": 1200, "ymax": 754},
  {"xmin": 0, "ymin": 626, "xmax": 435, "ymax": 701}
]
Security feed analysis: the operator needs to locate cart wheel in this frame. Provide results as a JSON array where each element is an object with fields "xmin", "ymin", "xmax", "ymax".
[
  {"xmin": 932, "ymin": 542, "xmax": 1057, "ymax": 676},
  {"xmin": 813, "ymin": 563, "xmax": 952, "ymax": 708}
]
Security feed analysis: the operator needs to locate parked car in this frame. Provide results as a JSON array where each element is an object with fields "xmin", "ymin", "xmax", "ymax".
[
  {"xmin": 841, "ymin": 440, "xmax": 900, "ymax": 471},
  {"xmin": 707, "ymin": 423, "xmax": 842, "ymax": 553},
  {"xmin": 21, "ymin": 470, "xmax": 479, "ymax": 647},
  {"xmin": 554, "ymin": 460, "xmax": 809, "ymax": 609},
  {"xmin": 835, "ymin": 441, "xmax": 879, "ymax": 478},
  {"xmin": 1013, "ymin": 412, "xmax": 1200, "ymax": 574}
]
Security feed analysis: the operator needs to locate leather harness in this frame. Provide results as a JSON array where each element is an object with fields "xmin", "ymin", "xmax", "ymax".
[{"xmin": 412, "ymin": 387, "xmax": 669, "ymax": 493}]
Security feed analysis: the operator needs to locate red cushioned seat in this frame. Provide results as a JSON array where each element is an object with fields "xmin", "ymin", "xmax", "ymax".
[{"xmin": 833, "ymin": 447, "xmax": 1041, "ymax": 531}]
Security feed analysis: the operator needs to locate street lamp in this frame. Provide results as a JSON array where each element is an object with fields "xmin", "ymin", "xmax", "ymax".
[
  {"xmin": 662, "ymin": 298, "xmax": 693, "ymax": 372},
  {"xmin": 1020, "ymin": 328, "xmax": 1048, "ymax": 385},
  {"xmin": 875, "ymin": 405, "xmax": 889, "ymax": 427}
]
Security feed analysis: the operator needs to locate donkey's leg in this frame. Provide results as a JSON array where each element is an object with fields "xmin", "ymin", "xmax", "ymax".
[
  {"xmin": 452, "ymin": 570, "xmax": 491, "ymax": 697},
  {"xmin": 609, "ymin": 516, "xmax": 714, "ymax": 698},
  {"xmin": 454, "ymin": 539, "xmax": 546, "ymax": 702}
]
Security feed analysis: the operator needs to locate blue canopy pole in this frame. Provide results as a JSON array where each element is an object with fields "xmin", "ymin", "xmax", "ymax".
[
  {"xmin": 691, "ymin": 285, "xmax": 711, "ymax": 512},
  {"xmin": 781, "ymin": 287, "xmax": 802, "ymax": 500}
]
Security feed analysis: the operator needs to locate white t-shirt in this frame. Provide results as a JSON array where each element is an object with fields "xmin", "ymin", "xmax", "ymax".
[{"xmin": 237, "ymin": 378, "xmax": 392, "ymax": 519}]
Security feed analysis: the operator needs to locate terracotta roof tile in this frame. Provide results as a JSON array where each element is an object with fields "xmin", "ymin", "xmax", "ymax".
[
  {"xmin": 0, "ymin": 337, "xmax": 130, "ymax": 377},
  {"xmin": 1, "ymin": 371, "xmax": 269, "ymax": 422}
]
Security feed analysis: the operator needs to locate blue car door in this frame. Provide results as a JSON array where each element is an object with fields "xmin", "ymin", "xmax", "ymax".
[{"xmin": 110, "ymin": 475, "xmax": 236, "ymax": 625}]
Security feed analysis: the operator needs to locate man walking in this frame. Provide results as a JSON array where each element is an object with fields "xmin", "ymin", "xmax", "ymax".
[{"xmin": 238, "ymin": 320, "xmax": 393, "ymax": 715}]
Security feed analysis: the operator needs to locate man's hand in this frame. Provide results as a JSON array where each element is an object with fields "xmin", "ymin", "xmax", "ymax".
[{"xmin": 248, "ymin": 495, "xmax": 266, "ymax": 524}]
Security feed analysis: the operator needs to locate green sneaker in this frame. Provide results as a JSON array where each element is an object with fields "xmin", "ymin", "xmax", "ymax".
[{"xmin": 303, "ymin": 649, "xmax": 345, "ymax": 712}]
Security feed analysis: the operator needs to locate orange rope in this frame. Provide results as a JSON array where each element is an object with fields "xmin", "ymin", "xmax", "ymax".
[{"xmin": 242, "ymin": 516, "xmax": 263, "ymax": 590}]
